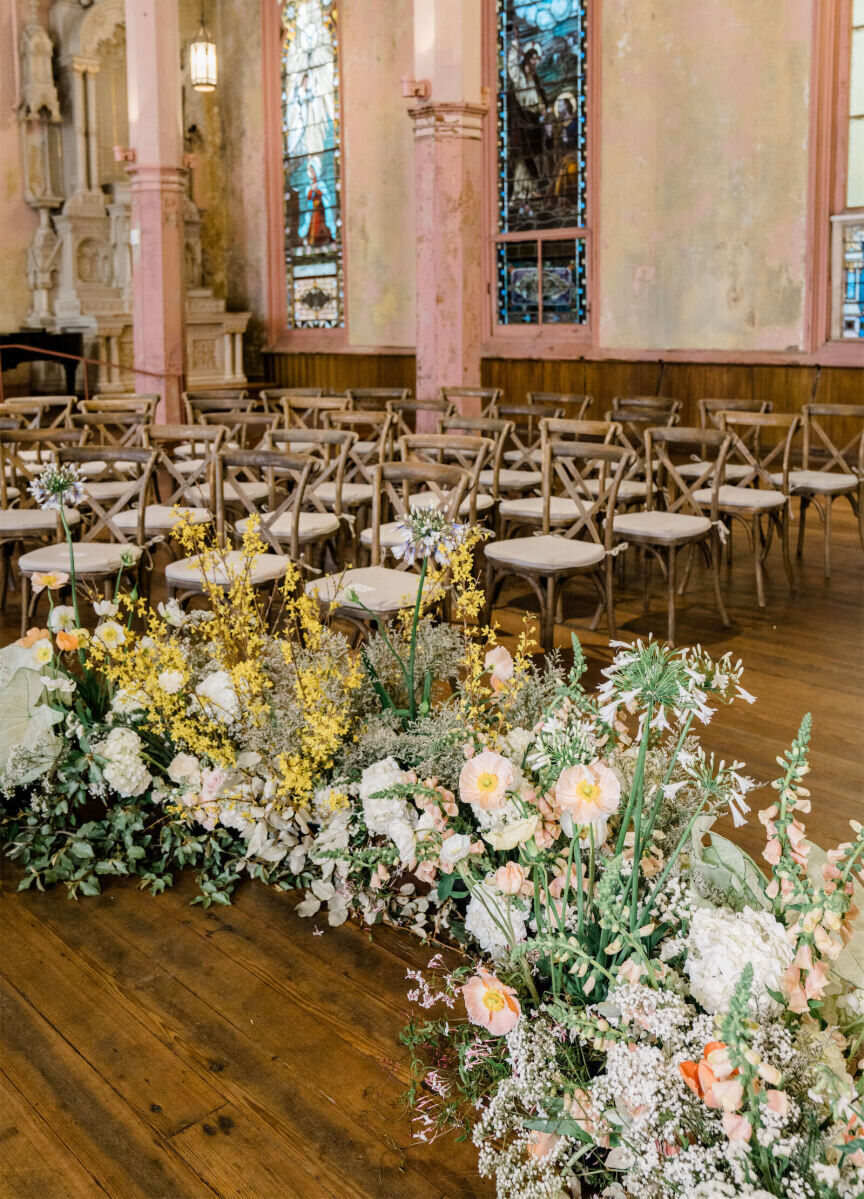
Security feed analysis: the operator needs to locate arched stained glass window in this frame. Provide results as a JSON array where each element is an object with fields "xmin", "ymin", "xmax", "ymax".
[
  {"xmin": 495, "ymin": 0, "xmax": 588, "ymax": 326},
  {"xmin": 281, "ymin": 1, "xmax": 343, "ymax": 328}
]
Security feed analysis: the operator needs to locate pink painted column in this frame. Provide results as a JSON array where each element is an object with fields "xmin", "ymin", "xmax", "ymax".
[
  {"xmin": 409, "ymin": 0, "xmax": 487, "ymax": 424},
  {"xmin": 124, "ymin": 0, "xmax": 186, "ymax": 422}
]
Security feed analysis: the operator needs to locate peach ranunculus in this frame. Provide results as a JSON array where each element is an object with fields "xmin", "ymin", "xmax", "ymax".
[
  {"xmin": 17, "ymin": 626, "xmax": 51, "ymax": 648},
  {"xmin": 459, "ymin": 750, "xmax": 514, "ymax": 810},
  {"xmin": 484, "ymin": 645, "xmax": 515, "ymax": 691},
  {"xmin": 554, "ymin": 760, "xmax": 621, "ymax": 825},
  {"xmin": 493, "ymin": 862, "xmax": 526, "ymax": 895},
  {"xmin": 462, "ymin": 968, "xmax": 521, "ymax": 1035}
]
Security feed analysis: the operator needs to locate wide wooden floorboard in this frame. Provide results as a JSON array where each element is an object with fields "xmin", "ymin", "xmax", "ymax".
[{"xmin": 1, "ymin": 500, "xmax": 862, "ymax": 1197}]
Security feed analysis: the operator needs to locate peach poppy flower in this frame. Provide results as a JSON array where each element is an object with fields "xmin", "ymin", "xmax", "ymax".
[
  {"xmin": 56, "ymin": 629, "xmax": 82, "ymax": 652},
  {"xmin": 554, "ymin": 761, "xmax": 621, "ymax": 825},
  {"xmin": 31, "ymin": 571, "xmax": 69, "ymax": 593},
  {"xmin": 679, "ymin": 1042, "xmax": 742, "ymax": 1110},
  {"xmin": 459, "ymin": 750, "xmax": 514, "ymax": 810},
  {"xmin": 484, "ymin": 645, "xmax": 514, "ymax": 691},
  {"xmin": 462, "ymin": 968, "xmax": 521, "ymax": 1035},
  {"xmin": 493, "ymin": 862, "xmax": 526, "ymax": 895},
  {"xmin": 17, "ymin": 627, "xmax": 50, "ymax": 648}
]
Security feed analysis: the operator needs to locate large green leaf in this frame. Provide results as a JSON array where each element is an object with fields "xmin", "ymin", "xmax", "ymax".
[
  {"xmin": 0, "ymin": 663, "xmax": 64, "ymax": 785},
  {"xmin": 690, "ymin": 817, "xmax": 771, "ymax": 911}
]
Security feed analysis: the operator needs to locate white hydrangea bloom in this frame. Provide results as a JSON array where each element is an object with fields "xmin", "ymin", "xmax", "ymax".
[
  {"xmin": 94, "ymin": 726, "xmax": 151, "ymax": 798},
  {"xmin": 464, "ymin": 881, "xmax": 528, "ymax": 960},
  {"xmin": 194, "ymin": 670, "xmax": 239, "ymax": 725},
  {"xmin": 685, "ymin": 905, "xmax": 794, "ymax": 1016},
  {"xmin": 358, "ymin": 756, "xmax": 412, "ymax": 834}
]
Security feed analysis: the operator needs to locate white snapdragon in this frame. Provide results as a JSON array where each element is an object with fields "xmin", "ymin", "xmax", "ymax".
[
  {"xmin": 94, "ymin": 726, "xmax": 151, "ymax": 798},
  {"xmin": 685, "ymin": 906, "xmax": 795, "ymax": 1017}
]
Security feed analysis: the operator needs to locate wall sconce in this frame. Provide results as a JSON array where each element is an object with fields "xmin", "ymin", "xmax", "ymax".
[{"xmin": 189, "ymin": 4, "xmax": 217, "ymax": 93}]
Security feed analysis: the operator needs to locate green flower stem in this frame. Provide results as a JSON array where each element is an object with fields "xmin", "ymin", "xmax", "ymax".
[
  {"xmin": 637, "ymin": 793, "xmax": 712, "ymax": 929},
  {"xmin": 641, "ymin": 711, "xmax": 695, "ymax": 849},
  {"xmin": 614, "ymin": 702, "xmax": 654, "ymax": 859},
  {"xmin": 405, "ymin": 556, "xmax": 428, "ymax": 722}
]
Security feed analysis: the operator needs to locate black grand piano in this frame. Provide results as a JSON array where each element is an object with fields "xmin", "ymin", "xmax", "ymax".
[{"xmin": 0, "ymin": 330, "xmax": 83, "ymax": 395}]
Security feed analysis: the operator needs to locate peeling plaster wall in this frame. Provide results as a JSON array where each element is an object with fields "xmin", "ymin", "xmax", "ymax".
[
  {"xmin": 599, "ymin": 0, "xmax": 813, "ymax": 352},
  {"xmin": 341, "ymin": 0, "xmax": 415, "ymax": 348}
]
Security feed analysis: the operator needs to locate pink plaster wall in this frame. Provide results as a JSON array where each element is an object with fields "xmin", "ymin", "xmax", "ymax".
[{"xmin": 598, "ymin": 0, "xmax": 814, "ymax": 353}]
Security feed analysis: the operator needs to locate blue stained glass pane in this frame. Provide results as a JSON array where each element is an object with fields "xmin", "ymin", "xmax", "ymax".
[
  {"xmin": 496, "ymin": 0, "xmax": 588, "ymax": 235},
  {"xmin": 841, "ymin": 224, "xmax": 864, "ymax": 338},
  {"xmin": 281, "ymin": 1, "xmax": 343, "ymax": 329}
]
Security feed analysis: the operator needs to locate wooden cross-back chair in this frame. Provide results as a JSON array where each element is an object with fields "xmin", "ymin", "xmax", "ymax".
[
  {"xmin": 437, "ymin": 415, "xmax": 515, "ymax": 501},
  {"xmin": 2, "ymin": 396, "xmax": 75, "ymax": 429},
  {"xmin": 612, "ymin": 395, "xmax": 681, "ymax": 415},
  {"xmin": 362, "ymin": 461, "xmax": 469, "ymax": 568},
  {"xmin": 492, "ymin": 400, "xmax": 564, "ymax": 471},
  {"xmin": 439, "ymin": 385, "xmax": 502, "ymax": 417},
  {"xmin": 0, "ymin": 429, "xmax": 86, "ymax": 611},
  {"xmin": 528, "ymin": 392, "xmax": 593, "ymax": 421},
  {"xmin": 17, "ymin": 445, "xmax": 157, "ymax": 632},
  {"xmin": 676, "ymin": 398, "xmax": 774, "ymax": 485},
  {"xmin": 133, "ymin": 423, "xmax": 227, "ymax": 542},
  {"xmin": 605, "ymin": 406, "xmax": 679, "ymax": 480},
  {"xmin": 485, "ymin": 440, "xmax": 633, "ymax": 650},
  {"xmin": 279, "ymin": 394, "xmax": 348, "ymax": 430},
  {"xmin": 778, "ymin": 403, "xmax": 864, "ymax": 578},
  {"xmin": 320, "ymin": 408, "xmax": 395, "ymax": 518},
  {"xmin": 397, "ymin": 432, "xmax": 494, "ymax": 525},
  {"xmin": 199, "ymin": 409, "xmax": 279, "ymax": 450},
  {"xmin": 539, "ymin": 417, "xmax": 650, "ymax": 508},
  {"xmin": 184, "ymin": 391, "xmax": 252, "ymax": 423},
  {"xmin": 610, "ymin": 426, "xmax": 732, "ymax": 645},
  {"xmin": 71, "ymin": 409, "xmax": 150, "ymax": 450},
  {"xmin": 266, "ymin": 428, "xmax": 353, "ymax": 567},
  {"xmin": 386, "ymin": 398, "xmax": 454, "ymax": 441},
  {"xmin": 259, "ymin": 387, "xmax": 323, "ymax": 413},
  {"xmin": 698, "ymin": 411, "xmax": 800, "ymax": 608},
  {"xmin": 346, "ymin": 387, "xmax": 411, "ymax": 411}
]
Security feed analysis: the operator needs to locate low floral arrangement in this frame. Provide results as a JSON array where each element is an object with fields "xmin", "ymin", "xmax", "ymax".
[{"xmin": 1, "ymin": 463, "xmax": 861, "ymax": 1198}]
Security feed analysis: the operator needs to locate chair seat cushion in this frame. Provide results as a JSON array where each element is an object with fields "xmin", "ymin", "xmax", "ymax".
[
  {"xmin": 171, "ymin": 457, "xmax": 207, "ymax": 475},
  {"xmin": 485, "ymin": 534, "xmax": 605, "ymax": 572},
  {"xmin": 479, "ymin": 468, "xmax": 542, "ymax": 491},
  {"xmin": 113, "ymin": 504, "xmax": 211, "ymax": 533},
  {"xmin": 19, "ymin": 540, "xmax": 138, "ymax": 575},
  {"xmin": 166, "ymin": 550, "xmax": 290, "ymax": 588},
  {"xmin": 770, "ymin": 469, "xmax": 858, "ymax": 494},
  {"xmin": 409, "ymin": 489, "xmax": 494, "ymax": 517},
  {"xmin": 83, "ymin": 479, "xmax": 133, "ymax": 501},
  {"xmin": 0, "ymin": 508, "xmax": 81, "ymax": 533},
  {"xmin": 503, "ymin": 448, "xmax": 542, "ymax": 465},
  {"xmin": 359, "ymin": 520, "xmax": 404, "ymax": 548},
  {"xmin": 185, "ymin": 481, "xmax": 269, "ymax": 504},
  {"xmin": 612, "ymin": 511, "xmax": 711, "ymax": 541},
  {"xmin": 315, "ymin": 481, "xmax": 374, "ymax": 507},
  {"xmin": 354, "ymin": 440, "xmax": 377, "ymax": 455},
  {"xmin": 694, "ymin": 485, "xmax": 785, "ymax": 510},
  {"xmin": 306, "ymin": 566, "xmax": 429, "ymax": 615},
  {"xmin": 499, "ymin": 496, "xmax": 580, "ymax": 525},
  {"xmin": 236, "ymin": 511, "xmax": 340, "ymax": 542},
  {"xmin": 581, "ymin": 477, "xmax": 649, "ymax": 500},
  {"xmin": 678, "ymin": 460, "xmax": 753, "ymax": 482}
]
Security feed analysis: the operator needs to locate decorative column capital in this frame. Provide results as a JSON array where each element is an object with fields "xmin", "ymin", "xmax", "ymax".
[
  {"xmin": 125, "ymin": 164, "xmax": 188, "ymax": 195},
  {"xmin": 408, "ymin": 99, "xmax": 489, "ymax": 142}
]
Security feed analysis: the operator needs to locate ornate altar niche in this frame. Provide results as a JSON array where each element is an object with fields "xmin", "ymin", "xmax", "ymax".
[{"xmin": 17, "ymin": 0, "xmax": 249, "ymax": 392}]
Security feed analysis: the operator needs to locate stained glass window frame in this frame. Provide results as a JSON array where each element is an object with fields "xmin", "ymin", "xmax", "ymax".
[
  {"xmin": 279, "ymin": 0, "xmax": 345, "ymax": 333},
  {"xmin": 828, "ymin": 5, "xmax": 864, "ymax": 343},
  {"xmin": 490, "ymin": 0, "xmax": 592, "ymax": 334}
]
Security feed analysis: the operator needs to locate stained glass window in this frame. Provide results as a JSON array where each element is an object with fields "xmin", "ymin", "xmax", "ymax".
[
  {"xmin": 281, "ymin": 1, "xmax": 343, "ymax": 329},
  {"xmin": 841, "ymin": 221, "xmax": 864, "ymax": 339},
  {"xmin": 495, "ymin": 0, "xmax": 588, "ymax": 326}
]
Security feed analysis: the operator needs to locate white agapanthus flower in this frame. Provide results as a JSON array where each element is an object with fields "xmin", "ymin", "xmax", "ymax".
[
  {"xmin": 464, "ymin": 882, "xmax": 528, "ymax": 960},
  {"xmin": 194, "ymin": 670, "xmax": 239, "ymax": 724},
  {"xmin": 685, "ymin": 905, "xmax": 795, "ymax": 1016},
  {"xmin": 94, "ymin": 726, "xmax": 151, "ymax": 798}
]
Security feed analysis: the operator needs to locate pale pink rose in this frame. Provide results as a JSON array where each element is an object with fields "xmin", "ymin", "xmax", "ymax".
[
  {"xmin": 462, "ymin": 969, "xmax": 521, "ymax": 1035},
  {"xmin": 494, "ymin": 862, "xmax": 526, "ymax": 895},
  {"xmin": 200, "ymin": 768, "xmax": 228, "ymax": 803},
  {"xmin": 554, "ymin": 761, "xmax": 621, "ymax": 825},
  {"xmin": 721, "ymin": 1112, "xmax": 752, "ymax": 1142},
  {"xmin": 459, "ymin": 751, "xmax": 514, "ymax": 810}
]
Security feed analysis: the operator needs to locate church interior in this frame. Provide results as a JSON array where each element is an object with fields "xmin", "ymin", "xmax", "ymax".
[{"xmin": 0, "ymin": 2, "xmax": 862, "ymax": 1197}]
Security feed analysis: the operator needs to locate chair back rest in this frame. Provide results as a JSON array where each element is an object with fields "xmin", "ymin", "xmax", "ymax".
[
  {"xmin": 646, "ymin": 426, "xmax": 732, "ymax": 518},
  {"xmin": 56, "ymin": 445, "xmax": 157, "ymax": 544},
  {"xmin": 492, "ymin": 401, "xmax": 564, "ymax": 469},
  {"xmin": 0, "ymin": 428, "xmax": 86, "ymax": 506},
  {"xmin": 71, "ymin": 410, "xmax": 150, "ymax": 449},
  {"xmin": 612, "ymin": 395, "xmax": 681, "ymax": 415},
  {"xmin": 323, "ymin": 409, "xmax": 394, "ymax": 481},
  {"xmin": 278, "ymin": 394, "xmax": 347, "ymax": 428},
  {"xmin": 370, "ymin": 461, "xmax": 469, "ymax": 566},
  {"xmin": 386, "ymin": 398, "xmax": 454, "ymax": 440},
  {"xmin": 541, "ymin": 417, "xmax": 619, "ymax": 447},
  {"xmin": 439, "ymin": 385, "xmax": 502, "ymax": 416},
  {"xmin": 528, "ymin": 392, "xmax": 592, "ymax": 420},
  {"xmin": 215, "ymin": 447, "xmax": 316, "ymax": 555},
  {"xmin": 184, "ymin": 391, "xmax": 251, "ymax": 422},
  {"xmin": 200, "ymin": 410, "xmax": 279, "ymax": 449},
  {"xmin": 82, "ymin": 395, "xmax": 159, "ymax": 416},
  {"xmin": 716, "ymin": 411, "xmax": 800, "ymax": 492},
  {"xmin": 543, "ymin": 440, "xmax": 633, "ymax": 545},
  {"xmin": 144, "ymin": 423, "xmax": 227, "ymax": 507},
  {"xmin": 606, "ymin": 408, "xmax": 679, "ymax": 472},
  {"xmin": 698, "ymin": 397, "xmax": 772, "ymax": 428},
  {"xmin": 398, "ymin": 433, "xmax": 493, "ymax": 523},
  {"xmin": 802, "ymin": 403, "xmax": 864, "ymax": 475},
  {"xmin": 267, "ymin": 427, "xmax": 356, "ymax": 517},
  {"xmin": 4, "ymin": 396, "xmax": 74, "ymax": 428},
  {"xmin": 346, "ymin": 388, "xmax": 411, "ymax": 411},
  {"xmin": 260, "ymin": 387, "xmax": 323, "ymax": 410}
]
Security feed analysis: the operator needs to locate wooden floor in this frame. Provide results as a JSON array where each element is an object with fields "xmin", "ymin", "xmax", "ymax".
[{"xmin": 1, "ymin": 501, "xmax": 863, "ymax": 1199}]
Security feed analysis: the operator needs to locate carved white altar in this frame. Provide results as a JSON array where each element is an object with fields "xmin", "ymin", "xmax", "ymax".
[{"xmin": 17, "ymin": 0, "xmax": 249, "ymax": 392}]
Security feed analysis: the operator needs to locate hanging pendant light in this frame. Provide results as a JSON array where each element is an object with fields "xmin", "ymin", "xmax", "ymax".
[{"xmin": 189, "ymin": 3, "xmax": 217, "ymax": 93}]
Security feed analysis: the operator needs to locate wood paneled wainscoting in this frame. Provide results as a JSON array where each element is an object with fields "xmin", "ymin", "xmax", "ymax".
[{"xmin": 262, "ymin": 352, "xmax": 861, "ymax": 434}]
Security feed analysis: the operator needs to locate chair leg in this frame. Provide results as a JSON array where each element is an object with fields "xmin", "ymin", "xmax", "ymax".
[
  {"xmin": 823, "ymin": 498, "xmax": 832, "ymax": 579},
  {"xmin": 642, "ymin": 549, "xmax": 652, "ymax": 613},
  {"xmin": 666, "ymin": 548, "xmax": 677, "ymax": 646},
  {"xmin": 541, "ymin": 576, "xmax": 556, "ymax": 651},
  {"xmin": 753, "ymin": 517, "xmax": 766, "ymax": 608},
  {"xmin": 796, "ymin": 496, "xmax": 808, "ymax": 558},
  {"xmin": 0, "ymin": 544, "xmax": 10, "ymax": 610},
  {"xmin": 677, "ymin": 544, "xmax": 693, "ymax": 596},
  {"xmin": 780, "ymin": 510, "xmax": 797, "ymax": 594},
  {"xmin": 604, "ymin": 557, "xmax": 617, "ymax": 640},
  {"xmin": 710, "ymin": 535, "xmax": 731, "ymax": 628}
]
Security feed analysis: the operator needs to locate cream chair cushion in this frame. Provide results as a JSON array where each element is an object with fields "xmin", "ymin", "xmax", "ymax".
[
  {"xmin": 612, "ymin": 511, "xmax": 711, "ymax": 540},
  {"xmin": 693, "ymin": 485, "xmax": 785, "ymax": 510},
  {"xmin": 678, "ymin": 460, "xmax": 753, "ymax": 482},
  {"xmin": 485, "ymin": 534, "xmax": 605, "ymax": 572},
  {"xmin": 478, "ymin": 467, "xmax": 542, "ymax": 491},
  {"xmin": 113, "ymin": 504, "xmax": 211, "ymax": 533},
  {"xmin": 581, "ymin": 477, "xmax": 649, "ymax": 500},
  {"xmin": 315, "ymin": 481, "xmax": 374, "ymax": 507},
  {"xmin": 19, "ymin": 540, "xmax": 139, "ymax": 575},
  {"xmin": 185, "ymin": 481, "xmax": 269, "ymax": 504},
  {"xmin": 499, "ymin": 496, "xmax": 582, "ymax": 525},
  {"xmin": 306, "ymin": 565, "xmax": 429, "ymax": 615},
  {"xmin": 769, "ymin": 469, "xmax": 857, "ymax": 494},
  {"xmin": 0, "ymin": 508, "xmax": 81, "ymax": 533},
  {"xmin": 503, "ymin": 448, "xmax": 543, "ymax": 465},
  {"xmin": 235, "ymin": 511, "xmax": 340, "ymax": 541},
  {"xmin": 82, "ymin": 479, "xmax": 134, "ymax": 501},
  {"xmin": 165, "ymin": 549, "xmax": 290, "ymax": 589}
]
